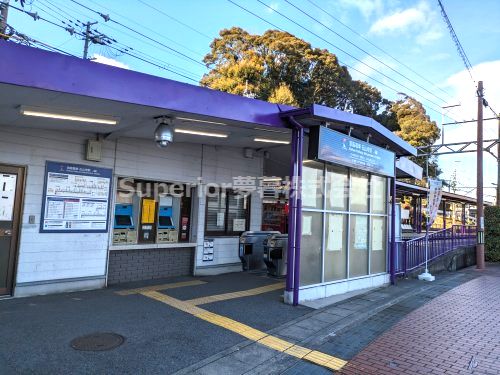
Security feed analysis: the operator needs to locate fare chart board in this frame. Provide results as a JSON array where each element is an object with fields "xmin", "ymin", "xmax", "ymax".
[{"xmin": 40, "ymin": 161, "xmax": 112, "ymax": 233}]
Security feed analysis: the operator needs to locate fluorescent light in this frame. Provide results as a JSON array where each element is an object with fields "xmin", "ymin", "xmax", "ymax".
[
  {"xmin": 175, "ymin": 128, "xmax": 228, "ymax": 138},
  {"xmin": 254, "ymin": 137, "xmax": 290, "ymax": 144},
  {"xmin": 263, "ymin": 177, "xmax": 282, "ymax": 182},
  {"xmin": 253, "ymin": 127, "xmax": 289, "ymax": 134},
  {"xmin": 176, "ymin": 117, "xmax": 227, "ymax": 126},
  {"xmin": 20, "ymin": 106, "xmax": 118, "ymax": 125}
]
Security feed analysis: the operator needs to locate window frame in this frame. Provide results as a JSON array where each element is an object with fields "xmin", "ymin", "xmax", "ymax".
[{"xmin": 204, "ymin": 188, "xmax": 251, "ymax": 237}]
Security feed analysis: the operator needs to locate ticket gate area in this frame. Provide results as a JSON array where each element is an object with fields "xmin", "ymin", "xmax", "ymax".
[
  {"xmin": 239, "ymin": 231, "xmax": 280, "ymax": 271},
  {"xmin": 263, "ymin": 234, "xmax": 288, "ymax": 277}
]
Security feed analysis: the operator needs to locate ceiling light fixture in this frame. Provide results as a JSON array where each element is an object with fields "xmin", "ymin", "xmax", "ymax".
[
  {"xmin": 19, "ymin": 106, "xmax": 118, "ymax": 125},
  {"xmin": 176, "ymin": 117, "xmax": 227, "ymax": 126},
  {"xmin": 175, "ymin": 129, "xmax": 228, "ymax": 138},
  {"xmin": 254, "ymin": 137, "xmax": 290, "ymax": 144}
]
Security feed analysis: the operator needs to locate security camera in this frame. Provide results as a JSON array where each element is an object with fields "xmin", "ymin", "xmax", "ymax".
[{"xmin": 154, "ymin": 117, "xmax": 174, "ymax": 148}]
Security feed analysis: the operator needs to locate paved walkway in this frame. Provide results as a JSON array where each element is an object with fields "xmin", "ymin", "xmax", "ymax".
[{"xmin": 341, "ymin": 266, "xmax": 500, "ymax": 374}]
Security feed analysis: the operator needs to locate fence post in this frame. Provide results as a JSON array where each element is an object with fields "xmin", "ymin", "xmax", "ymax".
[{"xmin": 403, "ymin": 241, "xmax": 407, "ymax": 277}]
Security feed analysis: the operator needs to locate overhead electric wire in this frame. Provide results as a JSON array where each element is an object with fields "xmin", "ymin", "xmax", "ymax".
[
  {"xmin": 254, "ymin": 0, "xmax": 455, "ymax": 119},
  {"xmin": 6, "ymin": 2, "xmax": 200, "ymax": 82},
  {"xmin": 136, "ymin": 0, "xmax": 212, "ymax": 40},
  {"xmin": 228, "ymin": 0, "xmax": 458, "ymax": 121},
  {"xmin": 304, "ymin": 0, "xmax": 455, "ymax": 102},
  {"xmin": 284, "ymin": 0, "xmax": 451, "ymax": 106},
  {"xmin": 68, "ymin": 0, "xmax": 205, "ymax": 68}
]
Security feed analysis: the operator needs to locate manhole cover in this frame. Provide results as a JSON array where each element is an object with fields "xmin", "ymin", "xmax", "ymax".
[{"xmin": 70, "ymin": 332, "xmax": 125, "ymax": 351}]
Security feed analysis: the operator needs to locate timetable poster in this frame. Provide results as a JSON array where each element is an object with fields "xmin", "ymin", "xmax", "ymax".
[{"xmin": 40, "ymin": 161, "xmax": 112, "ymax": 233}]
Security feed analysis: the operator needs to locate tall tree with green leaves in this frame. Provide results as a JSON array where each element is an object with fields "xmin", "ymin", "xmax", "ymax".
[{"xmin": 201, "ymin": 27, "xmax": 384, "ymax": 118}]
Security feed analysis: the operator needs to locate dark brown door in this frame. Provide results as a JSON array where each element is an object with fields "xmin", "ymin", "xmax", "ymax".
[{"xmin": 0, "ymin": 165, "xmax": 24, "ymax": 296}]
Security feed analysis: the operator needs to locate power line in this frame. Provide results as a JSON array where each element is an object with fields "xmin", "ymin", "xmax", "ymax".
[
  {"xmin": 6, "ymin": 2, "xmax": 200, "ymax": 82},
  {"xmin": 443, "ymin": 117, "xmax": 498, "ymax": 126},
  {"xmin": 68, "ymin": 0, "xmax": 205, "ymax": 67},
  {"xmin": 136, "ymin": 0, "xmax": 212, "ymax": 40},
  {"xmin": 284, "ymin": 0, "xmax": 452, "ymax": 106},
  {"xmin": 253, "ymin": 0, "xmax": 457, "ymax": 120},
  {"xmin": 304, "ymin": 0, "xmax": 455, "ymax": 102},
  {"xmin": 228, "ymin": 0, "xmax": 457, "ymax": 121}
]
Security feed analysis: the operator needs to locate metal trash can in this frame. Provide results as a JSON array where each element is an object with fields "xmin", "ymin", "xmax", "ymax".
[
  {"xmin": 239, "ymin": 231, "xmax": 280, "ymax": 271},
  {"xmin": 263, "ymin": 233, "xmax": 288, "ymax": 277}
]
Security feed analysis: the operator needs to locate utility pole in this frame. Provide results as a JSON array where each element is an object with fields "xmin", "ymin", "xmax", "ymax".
[
  {"xmin": 82, "ymin": 21, "xmax": 97, "ymax": 59},
  {"xmin": 476, "ymin": 81, "xmax": 485, "ymax": 270},
  {"xmin": 497, "ymin": 114, "xmax": 499, "ymax": 206},
  {"xmin": 0, "ymin": 0, "xmax": 9, "ymax": 36}
]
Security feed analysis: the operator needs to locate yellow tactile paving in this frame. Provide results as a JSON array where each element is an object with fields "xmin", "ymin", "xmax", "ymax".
[
  {"xmin": 185, "ymin": 282, "xmax": 285, "ymax": 305},
  {"xmin": 116, "ymin": 279, "xmax": 207, "ymax": 295},
  {"xmin": 131, "ymin": 283, "xmax": 347, "ymax": 372}
]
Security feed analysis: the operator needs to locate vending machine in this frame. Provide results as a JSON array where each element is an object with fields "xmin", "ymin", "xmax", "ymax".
[
  {"xmin": 113, "ymin": 204, "xmax": 137, "ymax": 244},
  {"xmin": 157, "ymin": 196, "xmax": 178, "ymax": 243}
]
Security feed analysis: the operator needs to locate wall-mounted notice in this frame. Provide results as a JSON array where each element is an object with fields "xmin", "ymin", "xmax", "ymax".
[
  {"xmin": 40, "ymin": 161, "xmax": 112, "ymax": 233},
  {"xmin": 0, "ymin": 174, "xmax": 17, "ymax": 221},
  {"xmin": 203, "ymin": 239, "xmax": 214, "ymax": 261}
]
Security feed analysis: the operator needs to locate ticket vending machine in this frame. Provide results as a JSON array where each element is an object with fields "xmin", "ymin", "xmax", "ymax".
[
  {"xmin": 157, "ymin": 196, "xmax": 178, "ymax": 243},
  {"xmin": 113, "ymin": 204, "xmax": 137, "ymax": 244}
]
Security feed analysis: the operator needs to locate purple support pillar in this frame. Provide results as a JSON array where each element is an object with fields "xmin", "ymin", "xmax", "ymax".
[
  {"xmin": 443, "ymin": 199, "xmax": 447, "ymax": 230},
  {"xmin": 285, "ymin": 128, "xmax": 298, "ymax": 294},
  {"xmin": 412, "ymin": 196, "xmax": 418, "ymax": 232},
  {"xmin": 390, "ymin": 176, "xmax": 396, "ymax": 285},
  {"xmin": 292, "ymin": 126, "xmax": 304, "ymax": 306}
]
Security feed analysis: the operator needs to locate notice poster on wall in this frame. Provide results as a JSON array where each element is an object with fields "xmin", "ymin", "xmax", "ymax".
[
  {"xmin": 0, "ymin": 174, "xmax": 17, "ymax": 221},
  {"xmin": 40, "ymin": 161, "xmax": 112, "ymax": 233},
  {"xmin": 353, "ymin": 215, "xmax": 368, "ymax": 250},
  {"xmin": 372, "ymin": 217, "xmax": 385, "ymax": 251},
  {"xmin": 327, "ymin": 214, "xmax": 344, "ymax": 252}
]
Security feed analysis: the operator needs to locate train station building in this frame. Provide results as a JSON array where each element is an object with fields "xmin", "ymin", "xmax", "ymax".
[{"xmin": 0, "ymin": 42, "xmax": 476, "ymax": 303}]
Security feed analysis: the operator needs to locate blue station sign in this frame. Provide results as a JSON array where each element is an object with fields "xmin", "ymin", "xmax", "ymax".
[{"xmin": 308, "ymin": 126, "xmax": 395, "ymax": 177}]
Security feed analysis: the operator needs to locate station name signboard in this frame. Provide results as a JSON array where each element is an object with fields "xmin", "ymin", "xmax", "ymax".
[
  {"xmin": 308, "ymin": 126, "xmax": 395, "ymax": 177},
  {"xmin": 40, "ymin": 161, "xmax": 112, "ymax": 233}
]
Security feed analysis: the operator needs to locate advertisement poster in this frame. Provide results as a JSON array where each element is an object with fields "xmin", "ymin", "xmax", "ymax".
[
  {"xmin": 427, "ymin": 179, "xmax": 443, "ymax": 226},
  {"xmin": 40, "ymin": 161, "xmax": 112, "ymax": 233}
]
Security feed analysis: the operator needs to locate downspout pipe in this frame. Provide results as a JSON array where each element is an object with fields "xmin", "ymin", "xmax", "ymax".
[
  {"xmin": 390, "ymin": 175, "xmax": 396, "ymax": 285},
  {"xmin": 286, "ymin": 116, "xmax": 304, "ymax": 306},
  {"xmin": 285, "ymin": 127, "xmax": 298, "ymax": 297}
]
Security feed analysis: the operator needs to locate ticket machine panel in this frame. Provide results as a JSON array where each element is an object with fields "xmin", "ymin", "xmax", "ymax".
[
  {"xmin": 113, "ymin": 204, "xmax": 137, "ymax": 244},
  {"xmin": 157, "ymin": 197, "xmax": 178, "ymax": 243}
]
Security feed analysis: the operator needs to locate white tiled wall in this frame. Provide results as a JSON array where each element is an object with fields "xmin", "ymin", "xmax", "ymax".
[{"xmin": 0, "ymin": 125, "xmax": 264, "ymax": 292}]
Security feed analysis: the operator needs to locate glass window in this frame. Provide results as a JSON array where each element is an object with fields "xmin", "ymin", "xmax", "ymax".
[
  {"xmin": 349, "ymin": 215, "xmax": 369, "ymax": 277},
  {"xmin": 300, "ymin": 212, "xmax": 323, "ymax": 286},
  {"xmin": 326, "ymin": 165, "xmax": 348, "ymax": 211},
  {"xmin": 371, "ymin": 175, "xmax": 387, "ymax": 214},
  {"xmin": 302, "ymin": 162, "xmax": 323, "ymax": 209},
  {"xmin": 324, "ymin": 213, "xmax": 347, "ymax": 281},
  {"xmin": 350, "ymin": 171, "xmax": 369, "ymax": 212},
  {"xmin": 370, "ymin": 216, "xmax": 387, "ymax": 274},
  {"xmin": 205, "ymin": 189, "xmax": 250, "ymax": 236}
]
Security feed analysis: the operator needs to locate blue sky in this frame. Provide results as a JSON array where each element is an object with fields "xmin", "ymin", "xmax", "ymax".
[{"xmin": 7, "ymin": 0, "xmax": 500, "ymax": 202}]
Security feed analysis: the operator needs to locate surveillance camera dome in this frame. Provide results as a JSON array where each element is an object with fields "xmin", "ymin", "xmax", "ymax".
[{"xmin": 154, "ymin": 121, "xmax": 174, "ymax": 148}]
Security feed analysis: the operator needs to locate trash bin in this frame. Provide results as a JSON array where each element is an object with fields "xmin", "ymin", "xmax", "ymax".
[
  {"xmin": 239, "ymin": 231, "xmax": 280, "ymax": 271},
  {"xmin": 263, "ymin": 233, "xmax": 288, "ymax": 277}
]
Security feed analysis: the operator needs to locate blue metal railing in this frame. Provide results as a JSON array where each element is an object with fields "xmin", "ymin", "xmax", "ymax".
[{"xmin": 396, "ymin": 225, "xmax": 476, "ymax": 275}]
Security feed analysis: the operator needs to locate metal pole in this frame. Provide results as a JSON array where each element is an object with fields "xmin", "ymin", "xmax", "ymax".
[
  {"xmin": 292, "ymin": 126, "xmax": 303, "ymax": 305},
  {"xmin": 390, "ymin": 176, "xmax": 396, "ymax": 284},
  {"xmin": 476, "ymin": 81, "xmax": 485, "ymax": 269},
  {"xmin": 83, "ymin": 22, "xmax": 91, "ymax": 59},
  {"xmin": 497, "ymin": 114, "xmax": 499, "ymax": 206},
  {"xmin": 285, "ymin": 128, "xmax": 297, "ymax": 295}
]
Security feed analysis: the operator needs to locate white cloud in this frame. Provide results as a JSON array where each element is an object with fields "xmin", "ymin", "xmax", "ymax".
[
  {"xmin": 337, "ymin": 0, "xmax": 385, "ymax": 19},
  {"xmin": 369, "ymin": 1, "xmax": 428, "ymax": 34},
  {"xmin": 416, "ymin": 28, "xmax": 443, "ymax": 45},
  {"xmin": 436, "ymin": 60, "xmax": 500, "ymax": 202},
  {"xmin": 91, "ymin": 54, "xmax": 129, "ymax": 70},
  {"xmin": 266, "ymin": 1, "xmax": 279, "ymax": 13}
]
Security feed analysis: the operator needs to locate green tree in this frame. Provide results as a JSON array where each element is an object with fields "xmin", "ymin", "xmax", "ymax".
[
  {"xmin": 391, "ymin": 96, "xmax": 441, "ymax": 177},
  {"xmin": 201, "ymin": 27, "xmax": 383, "ymax": 118}
]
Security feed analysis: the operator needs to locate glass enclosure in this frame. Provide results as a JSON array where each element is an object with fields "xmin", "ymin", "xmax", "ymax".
[{"xmin": 300, "ymin": 162, "xmax": 389, "ymax": 287}]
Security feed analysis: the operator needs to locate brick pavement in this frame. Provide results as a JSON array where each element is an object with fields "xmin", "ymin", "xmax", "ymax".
[{"xmin": 341, "ymin": 273, "xmax": 500, "ymax": 375}]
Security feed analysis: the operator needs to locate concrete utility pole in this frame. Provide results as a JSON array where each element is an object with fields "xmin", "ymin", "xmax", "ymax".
[
  {"xmin": 0, "ymin": 0, "xmax": 9, "ymax": 36},
  {"xmin": 82, "ymin": 21, "xmax": 97, "ymax": 59},
  {"xmin": 476, "ymin": 81, "xmax": 485, "ymax": 270}
]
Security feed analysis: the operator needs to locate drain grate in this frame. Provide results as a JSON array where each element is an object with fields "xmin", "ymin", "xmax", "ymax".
[{"xmin": 70, "ymin": 332, "xmax": 125, "ymax": 351}]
